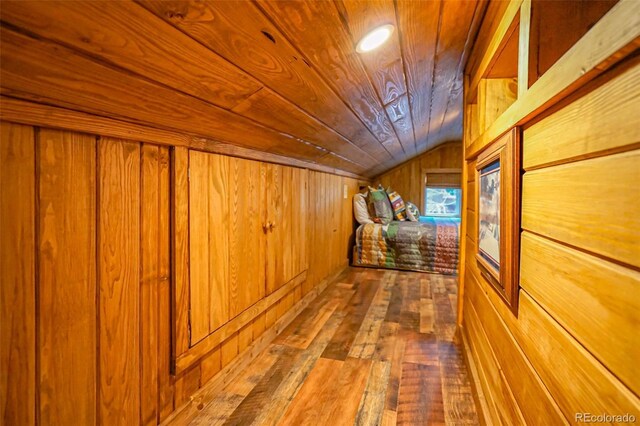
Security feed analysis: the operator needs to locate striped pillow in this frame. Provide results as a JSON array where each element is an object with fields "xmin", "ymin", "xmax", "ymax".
[{"xmin": 386, "ymin": 189, "xmax": 407, "ymax": 221}]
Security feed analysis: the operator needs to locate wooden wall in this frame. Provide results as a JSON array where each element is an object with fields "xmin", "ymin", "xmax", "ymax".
[
  {"xmin": 0, "ymin": 119, "xmax": 360, "ymax": 425},
  {"xmin": 376, "ymin": 142, "xmax": 462, "ymax": 208},
  {"xmin": 460, "ymin": 1, "xmax": 640, "ymax": 424}
]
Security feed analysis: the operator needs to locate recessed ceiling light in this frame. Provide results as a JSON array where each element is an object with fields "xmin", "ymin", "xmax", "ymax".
[{"xmin": 356, "ymin": 24, "xmax": 394, "ymax": 53}]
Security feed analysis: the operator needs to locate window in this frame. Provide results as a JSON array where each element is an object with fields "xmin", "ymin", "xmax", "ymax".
[
  {"xmin": 424, "ymin": 187, "xmax": 462, "ymax": 217},
  {"xmin": 422, "ymin": 168, "xmax": 462, "ymax": 217}
]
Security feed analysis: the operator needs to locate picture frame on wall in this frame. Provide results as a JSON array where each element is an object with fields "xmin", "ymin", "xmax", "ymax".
[{"xmin": 475, "ymin": 128, "xmax": 521, "ymax": 314}]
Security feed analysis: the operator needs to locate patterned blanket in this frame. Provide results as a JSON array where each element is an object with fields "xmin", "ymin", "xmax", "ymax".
[{"xmin": 354, "ymin": 217, "xmax": 460, "ymax": 274}]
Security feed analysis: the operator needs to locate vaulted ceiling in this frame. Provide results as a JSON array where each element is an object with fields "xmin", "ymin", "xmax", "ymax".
[{"xmin": 0, "ymin": 0, "xmax": 483, "ymax": 177}]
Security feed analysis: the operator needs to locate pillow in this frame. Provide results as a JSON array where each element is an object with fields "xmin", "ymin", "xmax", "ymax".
[
  {"xmin": 353, "ymin": 193, "xmax": 374, "ymax": 225},
  {"xmin": 366, "ymin": 186, "xmax": 394, "ymax": 224},
  {"xmin": 405, "ymin": 202, "xmax": 420, "ymax": 222},
  {"xmin": 386, "ymin": 189, "xmax": 407, "ymax": 221}
]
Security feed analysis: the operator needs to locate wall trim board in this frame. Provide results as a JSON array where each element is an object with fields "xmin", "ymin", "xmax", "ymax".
[
  {"xmin": 175, "ymin": 271, "xmax": 308, "ymax": 373},
  {"xmin": 467, "ymin": 0, "xmax": 524, "ymax": 102},
  {"xmin": 465, "ymin": 0, "xmax": 640, "ymax": 160},
  {"xmin": 0, "ymin": 96, "xmax": 369, "ymax": 181},
  {"xmin": 161, "ymin": 265, "xmax": 344, "ymax": 426}
]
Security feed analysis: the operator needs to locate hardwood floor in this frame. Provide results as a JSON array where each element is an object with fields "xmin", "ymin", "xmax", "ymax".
[{"xmin": 179, "ymin": 267, "xmax": 478, "ymax": 425}]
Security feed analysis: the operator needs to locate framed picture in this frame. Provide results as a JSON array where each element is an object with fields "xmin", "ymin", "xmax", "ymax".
[{"xmin": 475, "ymin": 128, "xmax": 520, "ymax": 314}]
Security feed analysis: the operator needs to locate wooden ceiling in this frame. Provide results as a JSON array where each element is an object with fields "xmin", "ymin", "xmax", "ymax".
[{"xmin": 0, "ymin": 0, "xmax": 483, "ymax": 177}]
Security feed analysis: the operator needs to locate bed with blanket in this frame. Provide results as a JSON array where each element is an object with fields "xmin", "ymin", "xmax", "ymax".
[{"xmin": 353, "ymin": 217, "xmax": 460, "ymax": 274}]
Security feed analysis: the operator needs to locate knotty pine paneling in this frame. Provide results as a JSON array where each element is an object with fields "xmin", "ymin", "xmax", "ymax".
[
  {"xmin": 39, "ymin": 129, "xmax": 97, "ymax": 425},
  {"xmin": 188, "ymin": 150, "xmax": 230, "ymax": 343},
  {"xmin": 462, "ymin": 28, "xmax": 640, "ymax": 423},
  {"xmin": 229, "ymin": 158, "xmax": 267, "ymax": 317},
  {"xmin": 172, "ymin": 146, "xmax": 190, "ymax": 357},
  {"xmin": 140, "ymin": 144, "xmax": 172, "ymax": 425},
  {"xmin": 0, "ymin": 123, "xmax": 36, "ymax": 426},
  {"xmin": 98, "ymin": 137, "xmax": 141, "ymax": 425},
  {"xmin": 1, "ymin": 120, "xmax": 363, "ymax": 425}
]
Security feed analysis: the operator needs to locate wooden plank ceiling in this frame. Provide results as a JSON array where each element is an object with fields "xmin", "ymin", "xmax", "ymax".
[{"xmin": 0, "ymin": 0, "xmax": 482, "ymax": 177}]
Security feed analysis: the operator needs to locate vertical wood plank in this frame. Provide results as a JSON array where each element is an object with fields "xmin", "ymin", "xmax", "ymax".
[
  {"xmin": 188, "ymin": 150, "xmax": 211, "ymax": 343},
  {"xmin": 199, "ymin": 347, "xmax": 221, "ymax": 385},
  {"xmin": 157, "ymin": 146, "xmax": 174, "ymax": 422},
  {"xmin": 0, "ymin": 122, "xmax": 36, "ymax": 426},
  {"xmin": 98, "ymin": 137, "xmax": 141, "ymax": 425},
  {"xmin": 38, "ymin": 128, "xmax": 97, "ymax": 425},
  {"xmin": 172, "ymin": 146, "xmax": 190, "ymax": 356},
  {"xmin": 221, "ymin": 334, "xmax": 239, "ymax": 368},
  {"xmin": 229, "ymin": 158, "xmax": 265, "ymax": 317},
  {"xmin": 281, "ymin": 166, "xmax": 293, "ymax": 283},
  {"xmin": 174, "ymin": 366, "xmax": 201, "ymax": 409},
  {"xmin": 289, "ymin": 167, "xmax": 300, "ymax": 279},
  {"xmin": 266, "ymin": 164, "xmax": 284, "ymax": 294},
  {"xmin": 207, "ymin": 153, "xmax": 230, "ymax": 332},
  {"xmin": 299, "ymin": 169, "xmax": 308, "ymax": 275},
  {"xmin": 140, "ymin": 144, "xmax": 159, "ymax": 426}
]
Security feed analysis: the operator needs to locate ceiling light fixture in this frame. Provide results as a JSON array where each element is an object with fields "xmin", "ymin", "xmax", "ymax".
[{"xmin": 356, "ymin": 24, "xmax": 394, "ymax": 53}]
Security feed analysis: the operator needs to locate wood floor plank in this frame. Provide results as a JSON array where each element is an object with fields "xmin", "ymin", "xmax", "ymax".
[
  {"xmin": 279, "ymin": 299, "xmax": 340, "ymax": 349},
  {"xmin": 439, "ymin": 341, "xmax": 479, "ymax": 425},
  {"xmin": 220, "ymin": 345, "xmax": 298, "ymax": 426},
  {"xmin": 193, "ymin": 345, "xmax": 288, "ymax": 426},
  {"xmin": 420, "ymin": 298, "xmax": 435, "ymax": 334},
  {"xmin": 250, "ymin": 311, "xmax": 347, "ymax": 425},
  {"xmin": 322, "ymin": 357, "xmax": 373, "ymax": 426},
  {"xmin": 355, "ymin": 361, "xmax": 392, "ymax": 426},
  {"xmin": 171, "ymin": 268, "xmax": 477, "ymax": 426},
  {"xmin": 322, "ymin": 279, "xmax": 379, "ymax": 360},
  {"xmin": 397, "ymin": 363, "xmax": 446, "ymax": 426},
  {"xmin": 277, "ymin": 357, "xmax": 344, "ymax": 425},
  {"xmin": 349, "ymin": 274, "xmax": 395, "ymax": 359}
]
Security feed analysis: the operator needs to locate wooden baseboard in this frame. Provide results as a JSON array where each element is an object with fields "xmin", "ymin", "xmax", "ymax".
[
  {"xmin": 161, "ymin": 266, "xmax": 346, "ymax": 425},
  {"xmin": 459, "ymin": 325, "xmax": 489, "ymax": 426}
]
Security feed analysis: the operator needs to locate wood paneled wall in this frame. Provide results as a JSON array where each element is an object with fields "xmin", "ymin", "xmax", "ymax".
[
  {"xmin": 0, "ymin": 120, "xmax": 361, "ymax": 425},
  {"xmin": 376, "ymin": 142, "xmax": 462, "ymax": 208},
  {"xmin": 461, "ymin": 2, "xmax": 640, "ymax": 424}
]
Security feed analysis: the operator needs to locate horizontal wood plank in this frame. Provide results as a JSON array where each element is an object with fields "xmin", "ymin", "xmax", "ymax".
[
  {"xmin": 521, "ymin": 149, "xmax": 640, "ymax": 267},
  {"xmin": 515, "ymin": 291, "xmax": 640, "ymax": 420},
  {"xmin": 523, "ymin": 62, "xmax": 640, "ymax": 170},
  {"xmin": 520, "ymin": 232, "xmax": 640, "ymax": 396}
]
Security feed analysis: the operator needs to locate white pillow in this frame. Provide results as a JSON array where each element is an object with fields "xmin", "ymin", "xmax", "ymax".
[{"xmin": 353, "ymin": 193, "xmax": 374, "ymax": 225}]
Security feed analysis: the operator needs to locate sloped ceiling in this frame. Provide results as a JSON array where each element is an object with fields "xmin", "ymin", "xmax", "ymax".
[{"xmin": 0, "ymin": 0, "xmax": 483, "ymax": 177}]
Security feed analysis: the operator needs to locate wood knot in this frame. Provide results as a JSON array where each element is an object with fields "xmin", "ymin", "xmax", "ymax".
[
  {"xmin": 261, "ymin": 30, "xmax": 276, "ymax": 44},
  {"xmin": 167, "ymin": 11, "xmax": 185, "ymax": 21}
]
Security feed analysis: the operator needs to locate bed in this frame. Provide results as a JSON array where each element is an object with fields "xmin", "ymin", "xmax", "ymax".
[{"xmin": 353, "ymin": 217, "xmax": 460, "ymax": 274}]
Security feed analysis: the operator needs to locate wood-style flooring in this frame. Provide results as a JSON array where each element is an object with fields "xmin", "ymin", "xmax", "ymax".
[{"xmin": 182, "ymin": 268, "xmax": 478, "ymax": 425}]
